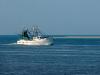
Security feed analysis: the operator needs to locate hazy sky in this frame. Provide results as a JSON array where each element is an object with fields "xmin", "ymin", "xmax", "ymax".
[{"xmin": 0, "ymin": 0, "xmax": 100, "ymax": 35}]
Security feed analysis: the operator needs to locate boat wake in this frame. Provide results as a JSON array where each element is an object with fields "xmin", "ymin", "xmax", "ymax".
[{"xmin": 0, "ymin": 43, "xmax": 17, "ymax": 46}]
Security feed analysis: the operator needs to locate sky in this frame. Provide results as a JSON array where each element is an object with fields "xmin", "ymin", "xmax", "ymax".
[{"xmin": 0, "ymin": 0, "xmax": 100, "ymax": 35}]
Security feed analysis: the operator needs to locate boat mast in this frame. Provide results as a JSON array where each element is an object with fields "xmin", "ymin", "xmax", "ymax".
[{"xmin": 33, "ymin": 26, "xmax": 42, "ymax": 37}]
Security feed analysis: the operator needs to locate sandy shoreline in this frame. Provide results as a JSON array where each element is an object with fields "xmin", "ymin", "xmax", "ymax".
[
  {"xmin": 66, "ymin": 36, "xmax": 100, "ymax": 38},
  {"xmin": 54, "ymin": 36, "xmax": 100, "ymax": 38}
]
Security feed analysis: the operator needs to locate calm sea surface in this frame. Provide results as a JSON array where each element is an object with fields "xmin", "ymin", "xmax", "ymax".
[{"xmin": 0, "ymin": 35, "xmax": 100, "ymax": 75}]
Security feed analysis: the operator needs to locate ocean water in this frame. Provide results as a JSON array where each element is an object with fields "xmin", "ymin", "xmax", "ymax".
[{"xmin": 0, "ymin": 35, "xmax": 100, "ymax": 75}]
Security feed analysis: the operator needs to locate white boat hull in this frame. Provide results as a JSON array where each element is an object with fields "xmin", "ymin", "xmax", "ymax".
[{"xmin": 17, "ymin": 38, "xmax": 53, "ymax": 45}]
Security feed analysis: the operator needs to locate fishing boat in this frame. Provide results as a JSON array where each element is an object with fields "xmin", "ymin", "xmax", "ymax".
[{"xmin": 17, "ymin": 26, "xmax": 53, "ymax": 45}]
